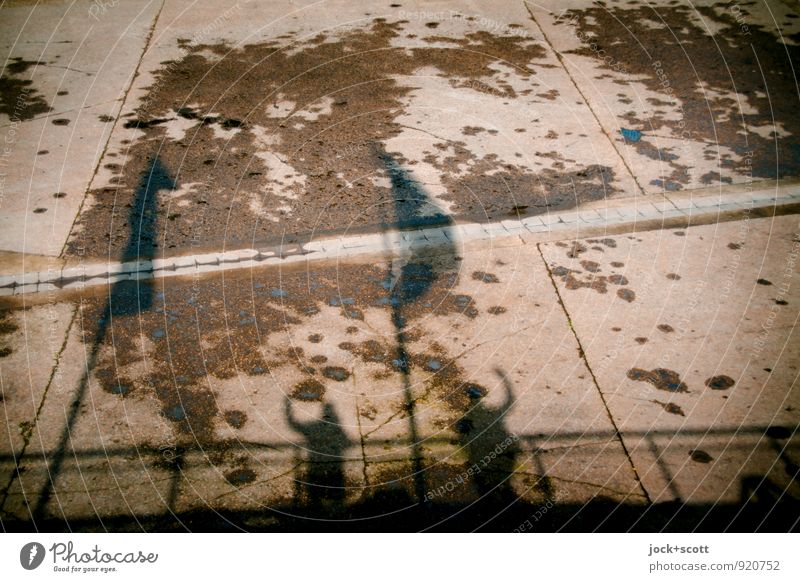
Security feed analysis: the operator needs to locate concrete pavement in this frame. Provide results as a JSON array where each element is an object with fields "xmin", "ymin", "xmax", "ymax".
[
  {"xmin": 1, "ymin": 213, "xmax": 797, "ymax": 531},
  {"xmin": 1, "ymin": 0, "xmax": 798, "ymax": 531}
]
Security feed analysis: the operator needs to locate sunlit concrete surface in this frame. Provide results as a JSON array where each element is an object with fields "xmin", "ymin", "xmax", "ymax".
[{"xmin": 0, "ymin": 0, "xmax": 798, "ymax": 531}]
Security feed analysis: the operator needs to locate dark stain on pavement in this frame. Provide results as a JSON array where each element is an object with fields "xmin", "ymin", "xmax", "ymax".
[
  {"xmin": 559, "ymin": 3, "xmax": 800, "ymax": 182},
  {"xmin": 617, "ymin": 288, "xmax": 636, "ymax": 302},
  {"xmin": 705, "ymin": 375, "xmax": 735, "ymax": 391},
  {"xmin": 653, "ymin": 400, "xmax": 685, "ymax": 416},
  {"xmin": 63, "ymin": 18, "xmax": 615, "ymax": 258},
  {"xmin": 291, "ymin": 378, "xmax": 326, "ymax": 401},
  {"xmin": 0, "ymin": 58, "xmax": 52, "ymax": 120},
  {"xmin": 628, "ymin": 368, "xmax": 688, "ymax": 393},
  {"xmin": 322, "ymin": 366, "xmax": 350, "ymax": 382},
  {"xmin": 224, "ymin": 410, "xmax": 248, "ymax": 429},
  {"xmin": 689, "ymin": 449, "xmax": 714, "ymax": 464},
  {"xmin": 225, "ymin": 467, "xmax": 257, "ymax": 486},
  {"xmin": 472, "ymin": 271, "xmax": 499, "ymax": 283}
]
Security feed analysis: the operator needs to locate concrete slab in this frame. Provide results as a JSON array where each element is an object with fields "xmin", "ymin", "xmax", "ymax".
[
  {"xmin": 0, "ymin": 302, "xmax": 74, "ymax": 457},
  {"xmin": 528, "ymin": 0, "xmax": 800, "ymax": 193},
  {"xmin": 0, "ymin": 0, "xmax": 162, "ymax": 255},
  {"xmin": 1, "ymin": 238, "xmax": 644, "ymax": 527},
  {"xmin": 540, "ymin": 214, "xmax": 800, "ymax": 506},
  {"xmin": 61, "ymin": 0, "xmax": 641, "ymax": 260}
]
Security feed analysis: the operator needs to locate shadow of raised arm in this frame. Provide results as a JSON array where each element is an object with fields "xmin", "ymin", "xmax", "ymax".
[
  {"xmin": 494, "ymin": 367, "xmax": 515, "ymax": 413},
  {"xmin": 284, "ymin": 397, "xmax": 305, "ymax": 433}
]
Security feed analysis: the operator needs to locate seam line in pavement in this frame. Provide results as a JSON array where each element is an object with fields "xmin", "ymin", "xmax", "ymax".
[
  {"xmin": 535, "ymin": 242, "xmax": 653, "ymax": 507},
  {"xmin": 0, "ymin": 304, "xmax": 79, "ymax": 512},
  {"xmin": 2, "ymin": 185, "xmax": 799, "ymax": 296},
  {"xmin": 522, "ymin": 1, "xmax": 648, "ymax": 199},
  {"xmin": 58, "ymin": 0, "xmax": 169, "ymax": 259}
]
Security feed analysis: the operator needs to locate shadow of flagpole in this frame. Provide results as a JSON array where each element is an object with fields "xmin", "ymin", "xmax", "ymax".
[{"xmin": 373, "ymin": 144, "xmax": 458, "ymax": 504}]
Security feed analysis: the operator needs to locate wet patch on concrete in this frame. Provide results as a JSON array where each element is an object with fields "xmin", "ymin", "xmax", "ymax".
[
  {"xmin": 472, "ymin": 271, "xmax": 499, "ymax": 283},
  {"xmin": 339, "ymin": 337, "xmax": 487, "ymax": 419},
  {"xmin": 424, "ymin": 148, "xmax": 618, "ymax": 219},
  {"xmin": 550, "ymin": 239, "xmax": 633, "ymax": 300},
  {"xmin": 627, "ymin": 368, "xmax": 688, "ymax": 393},
  {"xmin": 224, "ymin": 410, "xmax": 248, "ymax": 429},
  {"xmin": 64, "ymin": 18, "xmax": 618, "ymax": 258},
  {"xmin": 634, "ymin": 139, "xmax": 691, "ymax": 191},
  {"xmin": 0, "ymin": 310, "xmax": 18, "ymax": 358},
  {"xmin": 653, "ymin": 400, "xmax": 685, "ymax": 416},
  {"xmin": 580, "ymin": 260, "xmax": 600, "ymax": 273},
  {"xmin": 689, "ymin": 449, "xmax": 714, "ymax": 464},
  {"xmin": 291, "ymin": 378, "xmax": 326, "ymax": 401},
  {"xmin": 0, "ymin": 58, "xmax": 52, "ymax": 121},
  {"xmin": 616, "ymin": 288, "xmax": 635, "ymax": 303},
  {"xmin": 322, "ymin": 366, "xmax": 350, "ymax": 382},
  {"xmin": 73, "ymin": 245, "xmax": 482, "ymax": 454},
  {"xmin": 224, "ymin": 467, "xmax": 257, "ymax": 486},
  {"xmin": 705, "ymin": 375, "xmax": 735, "ymax": 391}
]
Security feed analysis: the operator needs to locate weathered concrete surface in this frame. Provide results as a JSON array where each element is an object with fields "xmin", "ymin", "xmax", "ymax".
[
  {"xmin": 1, "ymin": 213, "xmax": 797, "ymax": 531},
  {"xmin": 0, "ymin": 0, "xmax": 162, "ymax": 256},
  {"xmin": 1, "ymin": 0, "xmax": 798, "ymax": 532},
  {"xmin": 529, "ymin": 0, "xmax": 800, "ymax": 193},
  {"xmin": 541, "ymin": 214, "xmax": 800, "ymax": 510},
  {"xmin": 4, "ymin": 0, "xmax": 799, "ymax": 264},
  {"xmin": 62, "ymin": 0, "xmax": 641, "ymax": 260},
  {"xmin": 0, "ymin": 238, "xmax": 647, "ymax": 530}
]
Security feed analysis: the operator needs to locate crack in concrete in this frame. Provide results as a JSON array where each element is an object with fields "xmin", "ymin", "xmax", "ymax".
[
  {"xmin": 0, "ymin": 303, "xmax": 79, "ymax": 511},
  {"xmin": 522, "ymin": 0, "xmax": 648, "ymax": 199},
  {"xmin": 535, "ymin": 241, "xmax": 653, "ymax": 504},
  {"xmin": 59, "ymin": 0, "xmax": 169, "ymax": 259},
  {"xmin": 355, "ymin": 395, "xmax": 370, "ymax": 486},
  {"xmin": 513, "ymin": 469, "xmax": 649, "ymax": 500}
]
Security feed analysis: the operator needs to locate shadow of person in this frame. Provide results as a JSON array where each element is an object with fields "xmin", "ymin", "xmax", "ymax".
[
  {"xmin": 457, "ymin": 370, "xmax": 520, "ymax": 507},
  {"xmin": 284, "ymin": 398, "xmax": 353, "ymax": 516}
]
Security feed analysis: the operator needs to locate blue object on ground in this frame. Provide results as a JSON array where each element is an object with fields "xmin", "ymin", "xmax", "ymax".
[{"xmin": 620, "ymin": 128, "xmax": 642, "ymax": 142}]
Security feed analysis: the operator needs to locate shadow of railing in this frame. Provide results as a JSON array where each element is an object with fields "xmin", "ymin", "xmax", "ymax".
[{"xmin": 3, "ymin": 422, "xmax": 795, "ymax": 532}]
